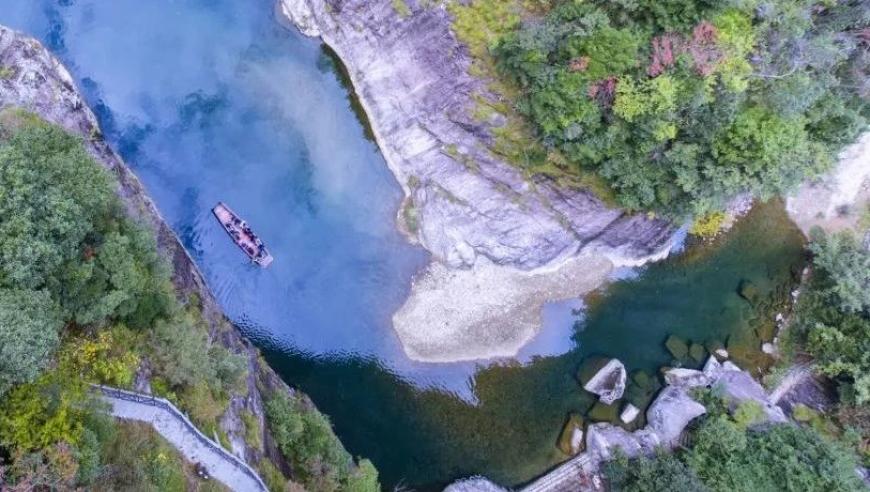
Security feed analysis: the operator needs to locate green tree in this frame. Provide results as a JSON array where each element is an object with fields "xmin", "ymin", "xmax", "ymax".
[
  {"xmin": 494, "ymin": 0, "xmax": 867, "ymax": 217},
  {"xmin": 605, "ymin": 450, "xmax": 708, "ymax": 492},
  {"xmin": 809, "ymin": 229, "xmax": 870, "ymax": 314},
  {"xmin": 265, "ymin": 392, "xmax": 355, "ymax": 490},
  {"xmin": 0, "ymin": 288, "xmax": 62, "ymax": 396},
  {"xmin": 0, "ymin": 121, "xmax": 113, "ymax": 290}
]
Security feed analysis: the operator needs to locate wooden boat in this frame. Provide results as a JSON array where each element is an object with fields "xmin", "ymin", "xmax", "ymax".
[{"xmin": 212, "ymin": 202, "xmax": 274, "ymax": 267}]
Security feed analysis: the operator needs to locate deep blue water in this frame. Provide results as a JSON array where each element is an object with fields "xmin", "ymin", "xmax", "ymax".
[{"xmin": 0, "ymin": 2, "xmax": 806, "ymax": 489}]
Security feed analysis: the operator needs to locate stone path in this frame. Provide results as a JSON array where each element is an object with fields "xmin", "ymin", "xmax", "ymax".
[
  {"xmin": 95, "ymin": 386, "xmax": 267, "ymax": 492},
  {"xmin": 522, "ymin": 454, "xmax": 595, "ymax": 492}
]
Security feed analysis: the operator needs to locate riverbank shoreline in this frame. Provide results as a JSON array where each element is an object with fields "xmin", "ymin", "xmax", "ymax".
[
  {"xmin": 278, "ymin": 0, "xmax": 678, "ymax": 363},
  {"xmin": 787, "ymin": 131, "xmax": 870, "ymax": 235},
  {"xmin": 0, "ymin": 23, "xmax": 356, "ymax": 482}
]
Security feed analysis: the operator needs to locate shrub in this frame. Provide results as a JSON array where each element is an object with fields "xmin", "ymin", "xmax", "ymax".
[
  {"xmin": 0, "ymin": 288, "xmax": 62, "ymax": 397},
  {"xmin": 494, "ymin": 0, "xmax": 867, "ymax": 217}
]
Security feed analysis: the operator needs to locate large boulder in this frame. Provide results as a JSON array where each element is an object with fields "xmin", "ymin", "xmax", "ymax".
[
  {"xmin": 663, "ymin": 368, "xmax": 711, "ymax": 388},
  {"xmin": 712, "ymin": 370, "xmax": 788, "ymax": 423},
  {"xmin": 443, "ymin": 477, "xmax": 508, "ymax": 492},
  {"xmin": 645, "ymin": 386, "xmax": 707, "ymax": 445},
  {"xmin": 582, "ymin": 359, "xmax": 627, "ymax": 404},
  {"xmin": 585, "ymin": 423, "xmax": 660, "ymax": 462}
]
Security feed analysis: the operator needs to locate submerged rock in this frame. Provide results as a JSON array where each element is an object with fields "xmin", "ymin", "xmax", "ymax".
[
  {"xmin": 689, "ymin": 342, "xmax": 707, "ymax": 362},
  {"xmin": 585, "ymin": 424, "xmax": 660, "ymax": 461},
  {"xmin": 582, "ymin": 359, "xmax": 627, "ymax": 404},
  {"xmin": 588, "ymin": 401, "xmax": 621, "ymax": 423},
  {"xmin": 738, "ymin": 279, "xmax": 761, "ymax": 305},
  {"xmin": 665, "ymin": 334, "xmax": 689, "ymax": 360},
  {"xmin": 558, "ymin": 414, "xmax": 586, "ymax": 455},
  {"xmin": 664, "ymin": 368, "xmax": 710, "ymax": 388}
]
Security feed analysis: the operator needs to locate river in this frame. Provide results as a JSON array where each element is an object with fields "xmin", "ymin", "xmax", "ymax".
[{"xmin": 0, "ymin": 1, "xmax": 806, "ymax": 489}]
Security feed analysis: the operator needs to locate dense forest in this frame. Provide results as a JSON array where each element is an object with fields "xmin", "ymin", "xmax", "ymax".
[
  {"xmin": 453, "ymin": 0, "xmax": 868, "ymax": 221},
  {"xmin": 0, "ymin": 110, "xmax": 378, "ymax": 491}
]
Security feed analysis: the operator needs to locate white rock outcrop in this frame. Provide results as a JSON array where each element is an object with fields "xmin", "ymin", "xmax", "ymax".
[
  {"xmin": 619, "ymin": 403, "xmax": 640, "ymax": 424},
  {"xmin": 279, "ymin": 0, "xmax": 678, "ymax": 361},
  {"xmin": 583, "ymin": 359, "xmax": 627, "ymax": 404}
]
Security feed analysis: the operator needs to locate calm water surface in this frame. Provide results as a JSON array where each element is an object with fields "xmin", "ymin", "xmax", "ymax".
[{"xmin": 1, "ymin": 2, "xmax": 806, "ymax": 489}]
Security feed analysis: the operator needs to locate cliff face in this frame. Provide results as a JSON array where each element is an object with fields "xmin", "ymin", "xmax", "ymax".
[
  {"xmin": 787, "ymin": 132, "xmax": 870, "ymax": 236},
  {"xmin": 281, "ymin": 0, "xmax": 676, "ymax": 271},
  {"xmin": 0, "ymin": 24, "xmax": 325, "ymax": 476}
]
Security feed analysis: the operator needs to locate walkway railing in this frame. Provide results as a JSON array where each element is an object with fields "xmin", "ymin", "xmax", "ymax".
[{"xmin": 92, "ymin": 384, "xmax": 269, "ymax": 492}]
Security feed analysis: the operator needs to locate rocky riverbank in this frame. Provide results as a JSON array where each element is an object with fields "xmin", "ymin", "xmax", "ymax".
[
  {"xmin": 787, "ymin": 131, "xmax": 870, "ymax": 235},
  {"xmin": 279, "ymin": 0, "xmax": 677, "ymax": 362},
  {"xmin": 482, "ymin": 356, "xmax": 786, "ymax": 492},
  {"xmin": 0, "ymin": 24, "xmax": 346, "ymax": 479}
]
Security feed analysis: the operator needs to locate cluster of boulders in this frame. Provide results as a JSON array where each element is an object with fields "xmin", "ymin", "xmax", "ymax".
[
  {"xmin": 582, "ymin": 355, "xmax": 786, "ymax": 465},
  {"xmin": 448, "ymin": 353, "xmax": 788, "ymax": 491}
]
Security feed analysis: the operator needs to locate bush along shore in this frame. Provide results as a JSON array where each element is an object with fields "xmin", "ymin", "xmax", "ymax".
[{"xmin": 0, "ymin": 25, "xmax": 378, "ymax": 492}]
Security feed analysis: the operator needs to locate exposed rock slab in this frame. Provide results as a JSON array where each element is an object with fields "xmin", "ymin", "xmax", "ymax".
[
  {"xmin": 444, "ymin": 477, "xmax": 509, "ymax": 492},
  {"xmin": 787, "ymin": 131, "xmax": 870, "ymax": 235},
  {"xmin": 394, "ymin": 255, "xmax": 613, "ymax": 362},
  {"xmin": 714, "ymin": 370, "xmax": 788, "ymax": 423},
  {"xmin": 582, "ymin": 359, "xmax": 627, "ymax": 404},
  {"xmin": 585, "ymin": 424, "xmax": 660, "ymax": 462},
  {"xmin": 279, "ymin": 0, "xmax": 677, "ymax": 361},
  {"xmin": 645, "ymin": 386, "xmax": 706, "ymax": 446}
]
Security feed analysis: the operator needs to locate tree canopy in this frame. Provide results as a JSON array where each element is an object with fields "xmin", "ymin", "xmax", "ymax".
[
  {"xmin": 793, "ymin": 229, "xmax": 870, "ymax": 405},
  {"xmin": 0, "ymin": 289, "xmax": 62, "ymax": 397},
  {"xmin": 493, "ymin": 0, "xmax": 868, "ymax": 217},
  {"xmin": 0, "ymin": 115, "xmax": 175, "ymax": 329}
]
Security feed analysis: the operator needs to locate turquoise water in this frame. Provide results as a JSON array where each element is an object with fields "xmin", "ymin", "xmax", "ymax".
[{"xmin": 0, "ymin": 2, "xmax": 806, "ymax": 489}]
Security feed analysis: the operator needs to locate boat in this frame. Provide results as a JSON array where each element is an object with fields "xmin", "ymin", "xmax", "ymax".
[{"xmin": 212, "ymin": 202, "xmax": 274, "ymax": 267}]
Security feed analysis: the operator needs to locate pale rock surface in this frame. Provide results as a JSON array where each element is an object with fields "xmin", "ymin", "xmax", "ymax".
[
  {"xmin": 703, "ymin": 355, "xmax": 722, "ymax": 375},
  {"xmin": 645, "ymin": 386, "xmax": 706, "ymax": 445},
  {"xmin": 714, "ymin": 370, "xmax": 788, "ymax": 423},
  {"xmin": 664, "ymin": 368, "xmax": 710, "ymax": 387},
  {"xmin": 787, "ymin": 131, "xmax": 870, "ymax": 234},
  {"xmin": 569, "ymin": 428, "xmax": 585, "ymax": 455},
  {"xmin": 619, "ymin": 403, "xmax": 640, "ymax": 424},
  {"xmin": 393, "ymin": 255, "xmax": 613, "ymax": 362},
  {"xmin": 583, "ymin": 359, "xmax": 627, "ymax": 404},
  {"xmin": 279, "ymin": 0, "xmax": 677, "ymax": 361},
  {"xmin": 444, "ymin": 477, "xmax": 510, "ymax": 492}
]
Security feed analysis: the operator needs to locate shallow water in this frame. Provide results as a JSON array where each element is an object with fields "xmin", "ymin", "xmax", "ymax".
[{"xmin": 0, "ymin": 2, "xmax": 806, "ymax": 489}]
